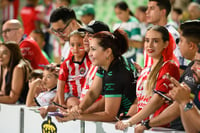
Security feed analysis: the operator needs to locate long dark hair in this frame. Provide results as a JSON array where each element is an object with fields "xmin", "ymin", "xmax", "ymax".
[
  {"xmin": 0, "ymin": 41, "xmax": 23, "ymax": 95},
  {"xmin": 92, "ymin": 29, "xmax": 128, "ymax": 58}
]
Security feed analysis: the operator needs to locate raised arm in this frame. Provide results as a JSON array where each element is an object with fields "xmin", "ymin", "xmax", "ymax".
[
  {"xmin": 26, "ymin": 78, "xmax": 42, "ymax": 106},
  {"xmin": 170, "ymin": 78, "xmax": 200, "ymax": 133}
]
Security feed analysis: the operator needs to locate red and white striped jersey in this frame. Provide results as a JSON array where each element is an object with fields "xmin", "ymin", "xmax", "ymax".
[
  {"xmin": 59, "ymin": 54, "xmax": 91, "ymax": 97},
  {"xmin": 80, "ymin": 65, "xmax": 103, "ymax": 101},
  {"xmin": 136, "ymin": 61, "xmax": 180, "ymax": 121}
]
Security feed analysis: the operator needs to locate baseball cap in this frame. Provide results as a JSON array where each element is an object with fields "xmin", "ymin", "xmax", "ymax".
[
  {"xmin": 78, "ymin": 20, "xmax": 110, "ymax": 34},
  {"xmin": 79, "ymin": 3, "xmax": 95, "ymax": 16}
]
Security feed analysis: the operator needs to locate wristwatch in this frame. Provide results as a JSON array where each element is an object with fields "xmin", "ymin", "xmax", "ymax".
[
  {"xmin": 141, "ymin": 119, "xmax": 151, "ymax": 129},
  {"xmin": 184, "ymin": 101, "xmax": 194, "ymax": 112}
]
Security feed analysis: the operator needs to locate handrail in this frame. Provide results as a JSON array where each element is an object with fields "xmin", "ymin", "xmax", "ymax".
[{"xmin": 0, "ymin": 104, "xmax": 185, "ymax": 133}]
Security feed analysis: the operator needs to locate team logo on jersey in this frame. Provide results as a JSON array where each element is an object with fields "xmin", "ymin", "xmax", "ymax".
[
  {"xmin": 42, "ymin": 116, "xmax": 57, "ymax": 133},
  {"xmin": 80, "ymin": 68, "xmax": 86, "ymax": 75}
]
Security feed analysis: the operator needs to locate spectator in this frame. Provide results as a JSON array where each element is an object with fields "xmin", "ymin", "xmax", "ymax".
[
  {"xmin": 49, "ymin": 7, "xmax": 82, "ymax": 62},
  {"xmin": 146, "ymin": 0, "xmax": 188, "ymax": 75},
  {"xmin": 169, "ymin": 8, "xmax": 183, "ymax": 29},
  {"xmin": 26, "ymin": 64, "xmax": 59, "ymax": 107},
  {"xmin": 20, "ymin": 0, "xmax": 41, "ymax": 36},
  {"xmin": 140, "ymin": 20, "xmax": 200, "ymax": 132},
  {"xmin": 115, "ymin": 25, "xmax": 180, "ymax": 130},
  {"xmin": 78, "ymin": 21, "xmax": 110, "ymax": 100},
  {"xmin": 78, "ymin": 21, "xmax": 110, "ymax": 114},
  {"xmin": 78, "ymin": 3, "xmax": 95, "ymax": 25},
  {"xmin": 169, "ymin": 55, "xmax": 200, "ymax": 133},
  {"xmin": 51, "ymin": 0, "xmax": 71, "ymax": 63},
  {"xmin": 187, "ymin": 2, "xmax": 200, "ymax": 20},
  {"xmin": 135, "ymin": 6, "xmax": 148, "ymax": 38},
  {"xmin": 1, "ymin": 19, "xmax": 49, "ymax": 69},
  {"xmin": 30, "ymin": 30, "xmax": 52, "ymax": 63},
  {"xmin": 113, "ymin": 1, "xmax": 143, "ymax": 66},
  {"xmin": 0, "ymin": 41, "xmax": 32, "ymax": 104},
  {"xmin": 57, "ymin": 30, "xmax": 91, "ymax": 108},
  {"xmin": 55, "ymin": 29, "xmax": 137, "ymax": 122}
]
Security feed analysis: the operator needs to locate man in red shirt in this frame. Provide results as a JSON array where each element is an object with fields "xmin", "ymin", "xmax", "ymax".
[{"xmin": 1, "ymin": 19, "xmax": 49, "ymax": 69}]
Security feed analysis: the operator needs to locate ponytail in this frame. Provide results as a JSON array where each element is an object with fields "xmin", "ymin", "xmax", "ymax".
[
  {"xmin": 113, "ymin": 29, "xmax": 128, "ymax": 56},
  {"xmin": 92, "ymin": 29, "xmax": 128, "ymax": 58}
]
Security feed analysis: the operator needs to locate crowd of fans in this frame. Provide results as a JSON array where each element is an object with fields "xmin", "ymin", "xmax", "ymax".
[{"xmin": 1, "ymin": 0, "xmax": 200, "ymax": 132}]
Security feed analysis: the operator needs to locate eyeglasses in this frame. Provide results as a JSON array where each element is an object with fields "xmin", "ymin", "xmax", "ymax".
[
  {"xmin": 1, "ymin": 28, "xmax": 19, "ymax": 35},
  {"xmin": 51, "ymin": 19, "xmax": 72, "ymax": 36}
]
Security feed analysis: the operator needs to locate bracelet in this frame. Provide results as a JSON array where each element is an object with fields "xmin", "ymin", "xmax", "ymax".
[
  {"xmin": 141, "ymin": 119, "xmax": 151, "ymax": 129},
  {"xmin": 125, "ymin": 121, "xmax": 132, "ymax": 127}
]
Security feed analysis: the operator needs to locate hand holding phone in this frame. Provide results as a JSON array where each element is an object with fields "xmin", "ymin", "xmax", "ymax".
[{"xmin": 153, "ymin": 90, "xmax": 173, "ymax": 104}]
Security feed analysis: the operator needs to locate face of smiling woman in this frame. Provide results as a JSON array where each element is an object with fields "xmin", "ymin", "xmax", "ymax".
[
  {"xmin": 88, "ymin": 38, "xmax": 109, "ymax": 67},
  {"xmin": 144, "ymin": 29, "xmax": 168, "ymax": 60}
]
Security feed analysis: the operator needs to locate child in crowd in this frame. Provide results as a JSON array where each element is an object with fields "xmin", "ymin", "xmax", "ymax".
[
  {"xmin": 26, "ymin": 65, "xmax": 59, "ymax": 107},
  {"xmin": 113, "ymin": 1, "xmax": 143, "ymax": 66},
  {"xmin": 57, "ymin": 30, "xmax": 91, "ymax": 108}
]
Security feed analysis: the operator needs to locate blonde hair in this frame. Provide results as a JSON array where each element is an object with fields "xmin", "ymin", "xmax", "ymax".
[{"xmin": 145, "ymin": 57, "xmax": 164, "ymax": 97}]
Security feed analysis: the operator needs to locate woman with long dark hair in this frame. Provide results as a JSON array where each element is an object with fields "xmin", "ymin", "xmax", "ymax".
[{"xmin": 0, "ymin": 41, "xmax": 32, "ymax": 104}]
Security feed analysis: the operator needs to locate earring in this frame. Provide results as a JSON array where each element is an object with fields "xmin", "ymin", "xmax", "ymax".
[{"xmin": 106, "ymin": 56, "xmax": 109, "ymax": 60}]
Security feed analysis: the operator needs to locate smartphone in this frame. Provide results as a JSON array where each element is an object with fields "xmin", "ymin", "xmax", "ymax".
[
  {"xmin": 52, "ymin": 102, "xmax": 67, "ymax": 109},
  {"xmin": 48, "ymin": 112, "xmax": 64, "ymax": 118},
  {"xmin": 153, "ymin": 90, "xmax": 173, "ymax": 103}
]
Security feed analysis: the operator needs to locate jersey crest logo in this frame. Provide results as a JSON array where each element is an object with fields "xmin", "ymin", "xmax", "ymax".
[{"xmin": 80, "ymin": 67, "xmax": 86, "ymax": 75}]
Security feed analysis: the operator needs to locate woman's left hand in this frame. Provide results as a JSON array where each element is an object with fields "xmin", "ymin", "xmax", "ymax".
[{"xmin": 115, "ymin": 120, "xmax": 129, "ymax": 130}]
